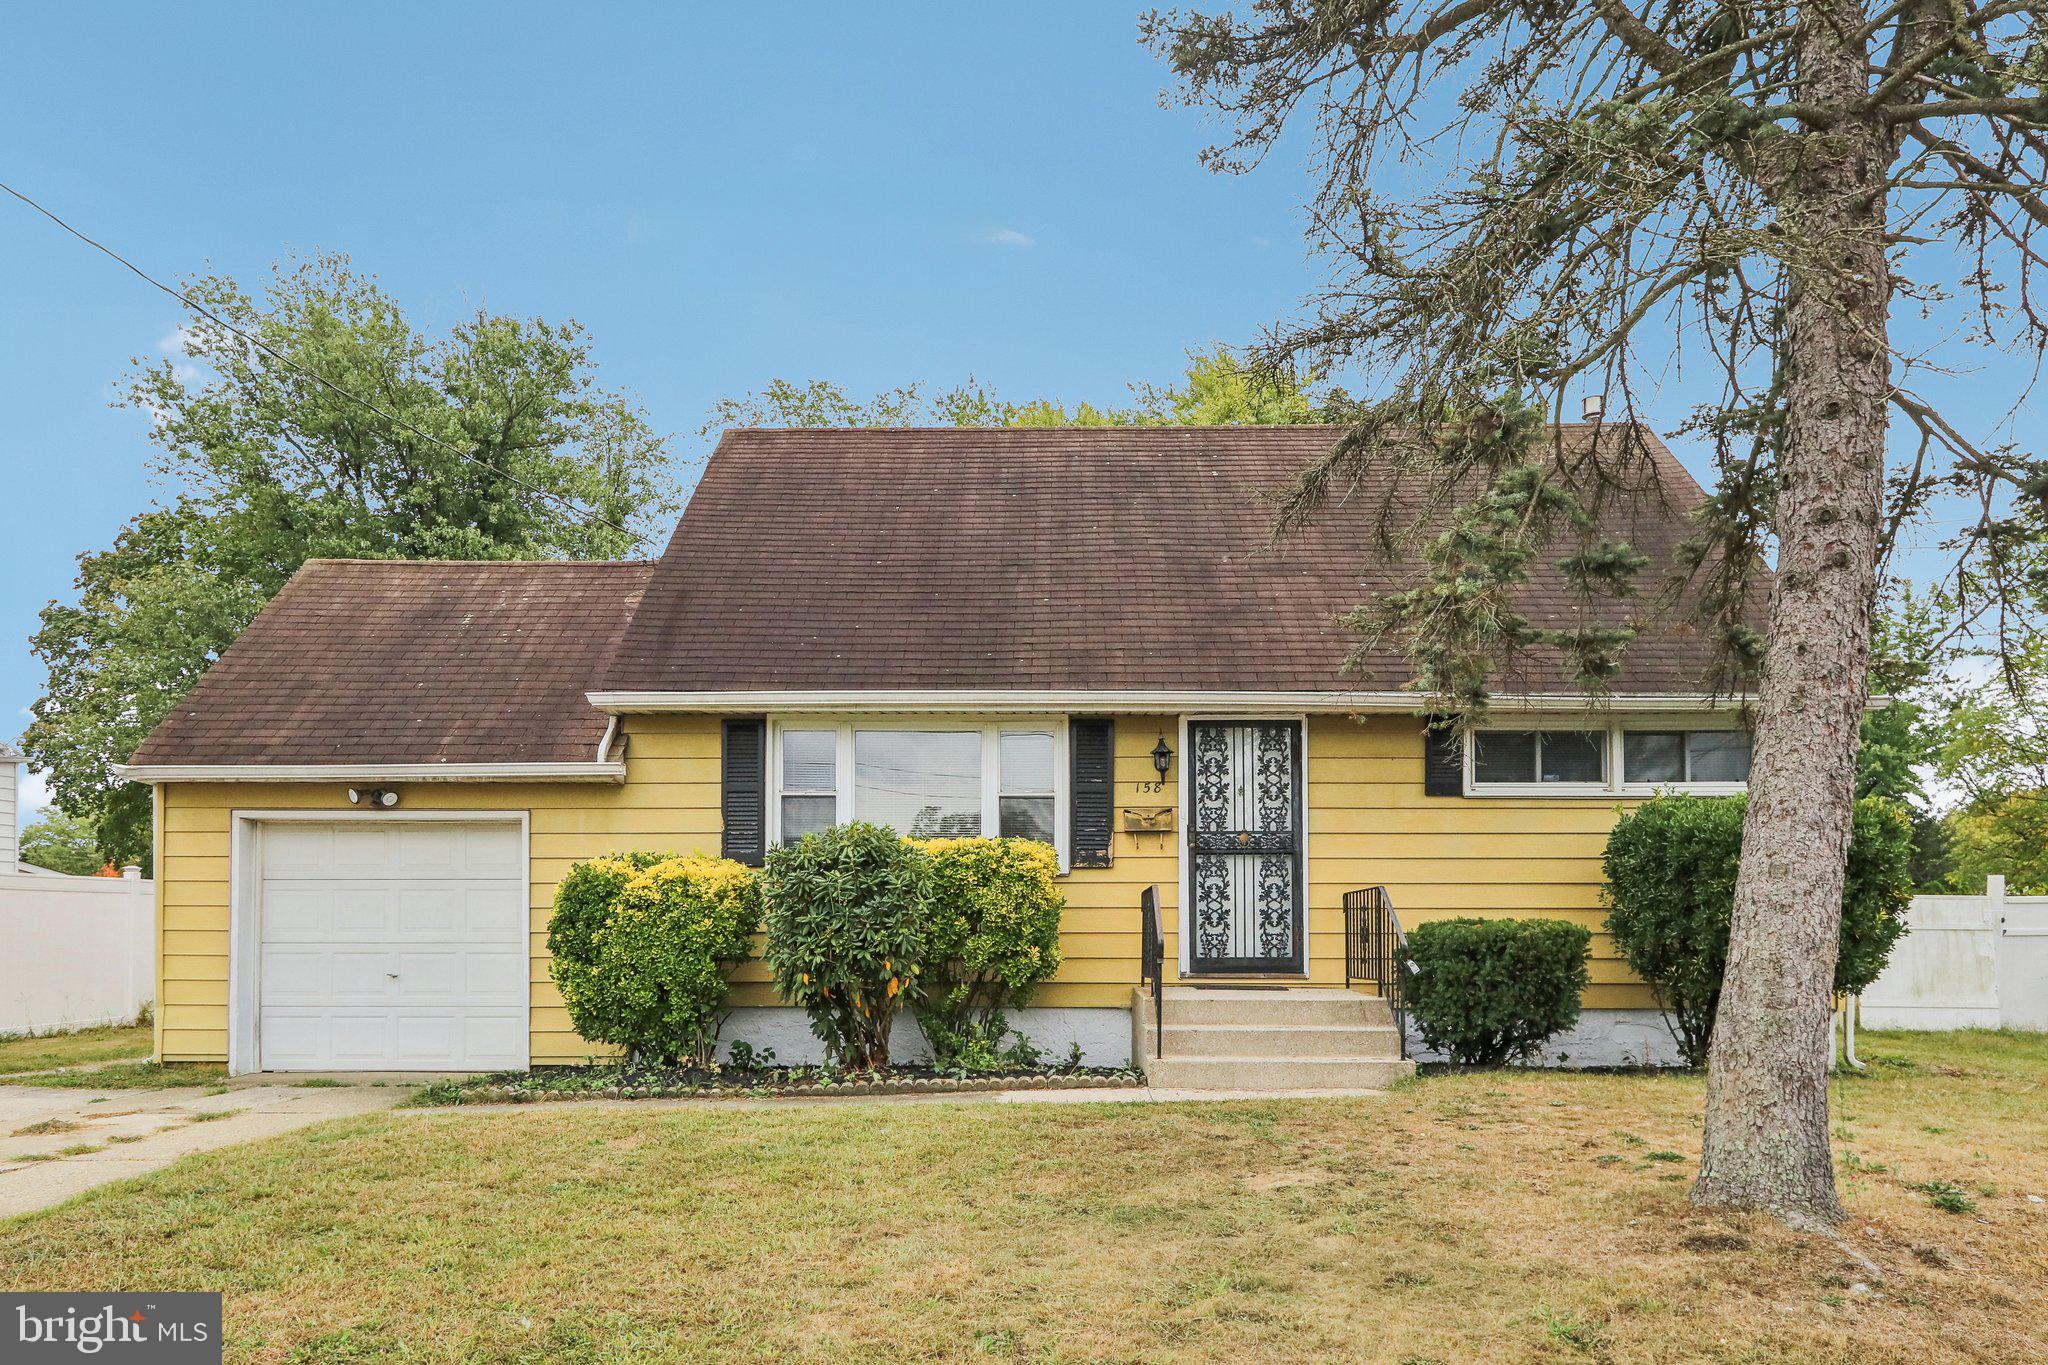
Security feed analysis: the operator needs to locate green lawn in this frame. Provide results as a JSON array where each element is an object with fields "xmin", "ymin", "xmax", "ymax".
[
  {"xmin": 4, "ymin": 1031, "xmax": 2045, "ymax": 1362},
  {"xmin": 0, "ymin": 1022, "xmax": 152, "ymax": 1077}
]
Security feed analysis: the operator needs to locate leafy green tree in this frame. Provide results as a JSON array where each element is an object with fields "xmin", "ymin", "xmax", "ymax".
[
  {"xmin": 703, "ymin": 346, "xmax": 1341, "ymax": 437},
  {"xmin": 1943, "ymin": 793, "xmax": 2048, "ymax": 894},
  {"xmin": 1145, "ymin": 0, "xmax": 2048, "ymax": 1226},
  {"xmin": 17, "ymin": 810, "xmax": 108, "ymax": 876},
  {"xmin": 1924, "ymin": 637, "xmax": 2048, "ymax": 892},
  {"xmin": 25, "ymin": 254, "xmax": 678, "ymax": 867}
]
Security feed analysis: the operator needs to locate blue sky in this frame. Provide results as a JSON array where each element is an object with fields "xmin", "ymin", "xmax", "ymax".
[{"xmin": 0, "ymin": 5, "xmax": 2035, "ymax": 819}]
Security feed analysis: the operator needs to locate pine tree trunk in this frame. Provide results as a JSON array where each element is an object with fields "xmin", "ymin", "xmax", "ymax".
[{"xmin": 1693, "ymin": 6, "xmax": 1890, "ymax": 1227}]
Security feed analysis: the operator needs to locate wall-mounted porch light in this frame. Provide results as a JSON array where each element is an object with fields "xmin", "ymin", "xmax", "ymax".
[{"xmin": 1150, "ymin": 737, "xmax": 1174, "ymax": 784}]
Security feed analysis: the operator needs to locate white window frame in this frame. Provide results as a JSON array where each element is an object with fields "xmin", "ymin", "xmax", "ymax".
[
  {"xmin": 766, "ymin": 715, "xmax": 1071, "ymax": 870},
  {"xmin": 1464, "ymin": 716, "xmax": 1751, "ymax": 798}
]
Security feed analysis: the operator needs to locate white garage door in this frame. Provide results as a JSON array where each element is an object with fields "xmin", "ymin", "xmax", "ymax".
[{"xmin": 257, "ymin": 820, "xmax": 528, "ymax": 1071}]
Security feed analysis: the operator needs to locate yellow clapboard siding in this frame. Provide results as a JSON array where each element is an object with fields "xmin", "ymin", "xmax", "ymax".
[
  {"xmin": 156, "ymin": 710, "xmax": 1660, "ymax": 1065},
  {"xmin": 160, "ymin": 978, "xmax": 228, "ymax": 1006},
  {"xmin": 1310, "ymin": 801, "xmax": 1627, "ymax": 834}
]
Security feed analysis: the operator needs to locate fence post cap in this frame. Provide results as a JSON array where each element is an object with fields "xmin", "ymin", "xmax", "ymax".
[{"xmin": 120, "ymin": 864, "xmax": 141, "ymax": 880}]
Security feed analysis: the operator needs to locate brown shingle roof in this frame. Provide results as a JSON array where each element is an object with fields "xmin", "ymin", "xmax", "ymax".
[
  {"xmin": 600, "ymin": 424, "xmax": 1728, "ymax": 696},
  {"xmin": 129, "ymin": 559, "xmax": 652, "ymax": 768}
]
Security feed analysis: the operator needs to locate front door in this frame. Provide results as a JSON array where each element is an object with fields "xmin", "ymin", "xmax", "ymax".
[{"xmin": 1187, "ymin": 720, "xmax": 1304, "ymax": 974}]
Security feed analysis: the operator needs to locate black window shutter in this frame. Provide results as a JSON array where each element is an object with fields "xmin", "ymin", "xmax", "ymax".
[
  {"xmin": 721, "ymin": 718, "xmax": 767, "ymax": 866},
  {"xmin": 1422, "ymin": 717, "xmax": 1464, "ymax": 797},
  {"xmin": 1070, "ymin": 717, "xmax": 1114, "ymax": 868}
]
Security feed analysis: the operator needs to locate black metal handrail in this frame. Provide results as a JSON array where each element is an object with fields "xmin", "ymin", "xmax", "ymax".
[
  {"xmin": 1344, "ymin": 885, "xmax": 1410, "ymax": 1060},
  {"xmin": 1140, "ymin": 884, "xmax": 1164, "ymax": 1058}
]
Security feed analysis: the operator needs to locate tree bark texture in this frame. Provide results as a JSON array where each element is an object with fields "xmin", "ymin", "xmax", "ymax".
[{"xmin": 1694, "ymin": 6, "xmax": 1891, "ymax": 1226}]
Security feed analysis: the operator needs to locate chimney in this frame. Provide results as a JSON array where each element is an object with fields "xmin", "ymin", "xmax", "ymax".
[{"xmin": 1581, "ymin": 394, "xmax": 1606, "ymax": 422}]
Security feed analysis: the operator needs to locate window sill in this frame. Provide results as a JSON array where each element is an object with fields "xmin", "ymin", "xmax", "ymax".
[{"xmin": 1462, "ymin": 783, "xmax": 1749, "ymax": 799}]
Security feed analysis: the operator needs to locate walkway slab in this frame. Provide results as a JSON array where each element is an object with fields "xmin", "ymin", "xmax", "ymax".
[{"xmin": 0, "ymin": 1082, "xmax": 403, "ymax": 1220}]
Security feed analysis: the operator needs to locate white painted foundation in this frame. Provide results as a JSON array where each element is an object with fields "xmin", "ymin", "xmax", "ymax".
[
  {"xmin": 715, "ymin": 1006, "xmax": 1135, "ymax": 1068},
  {"xmin": 1405, "ymin": 1008, "xmax": 1689, "ymax": 1069}
]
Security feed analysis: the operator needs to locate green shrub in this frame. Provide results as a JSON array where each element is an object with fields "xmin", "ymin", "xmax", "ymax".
[
  {"xmin": 762, "ymin": 822, "xmax": 929, "ymax": 1071},
  {"xmin": 1602, "ymin": 793, "xmax": 1915, "ymax": 1066},
  {"xmin": 1401, "ymin": 918, "xmax": 1592, "ymax": 1066},
  {"xmin": 546, "ymin": 852, "xmax": 663, "ymax": 969},
  {"xmin": 546, "ymin": 854, "xmax": 760, "ymax": 1066},
  {"xmin": 910, "ymin": 837, "xmax": 1065, "ymax": 1069}
]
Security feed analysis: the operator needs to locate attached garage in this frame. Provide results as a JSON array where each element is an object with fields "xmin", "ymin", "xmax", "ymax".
[{"xmin": 233, "ymin": 815, "xmax": 529, "ymax": 1073}]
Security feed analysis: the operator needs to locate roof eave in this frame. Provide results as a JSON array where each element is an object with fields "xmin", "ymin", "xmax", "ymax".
[
  {"xmin": 116, "ymin": 761, "xmax": 628, "ymax": 784},
  {"xmin": 584, "ymin": 688, "xmax": 1758, "ymax": 715}
]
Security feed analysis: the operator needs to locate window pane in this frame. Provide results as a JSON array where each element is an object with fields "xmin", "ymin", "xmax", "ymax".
[
  {"xmin": 779, "ymin": 795, "xmax": 837, "ymax": 843},
  {"xmin": 1687, "ymin": 730, "xmax": 1752, "ymax": 782},
  {"xmin": 1000, "ymin": 732, "xmax": 1055, "ymax": 793},
  {"xmin": 1539, "ymin": 731, "xmax": 1605, "ymax": 784},
  {"xmin": 781, "ymin": 729, "xmax": 836, "ymax": 791},
  {"xmin": 1623, "ymin": 732, "xmax": 1685, "ymax": 784},
  {"xmin": 999, "ymin": 795, "xmax": 1055, "ymax": 843},
  {"xmin": 1473, "ymin": 731, "xmax": 1537, "ymax": 784},
  {"xmin": 854, "ymin": 730, "xmax": 983, "ymax": 837}
]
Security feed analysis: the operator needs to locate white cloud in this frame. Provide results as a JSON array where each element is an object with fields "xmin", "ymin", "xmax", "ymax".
[
  {"xmin": 158, "ymin": 324, "xmax": 201, "ymax": 357},
  {"xmin": 982, "ymin": 227, "xmax": 1035, "ymax": 249},
  {"xmin": 17, "ymin": 766, "xmax": 52, "ymax": 821}
]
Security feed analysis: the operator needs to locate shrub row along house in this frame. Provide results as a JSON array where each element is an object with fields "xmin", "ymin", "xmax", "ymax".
[{"xmin": 123, "ymin": 426, "xmax": 1751, "ymax": 1082}]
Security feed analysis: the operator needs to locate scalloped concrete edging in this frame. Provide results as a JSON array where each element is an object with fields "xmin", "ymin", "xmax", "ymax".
[{"xmin": 442, "ymin": 1071, "xmax": 1146, "ymax": 1105}]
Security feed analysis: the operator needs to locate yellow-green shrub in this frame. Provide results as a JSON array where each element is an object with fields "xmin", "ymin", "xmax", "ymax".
[
  {"xmin": 547, "ymin": 853, "xmax": 760, "ymax": 1066},
  {"xmin": 911, "ymin": 837, "xmax": 1064, "ymax": 1069}
]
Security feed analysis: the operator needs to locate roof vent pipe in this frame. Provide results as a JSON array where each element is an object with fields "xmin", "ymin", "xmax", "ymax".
[{"xmin": 1581, "ymin": 394, "xmax": 1606, "ymax": 422}]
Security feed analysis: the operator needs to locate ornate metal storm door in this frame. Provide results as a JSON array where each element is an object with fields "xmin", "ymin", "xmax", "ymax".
[{"xmin": 1187, "ymin": 720, "xmax": 1304, "ymax": 974}]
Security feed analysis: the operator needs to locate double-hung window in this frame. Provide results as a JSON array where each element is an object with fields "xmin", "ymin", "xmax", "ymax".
[
  {"xmin": 1466, "ymin": 723, "xmax": 1752, "ymax": 794},
  {"xmin": 1621, "ymin": 729, "xmax": 1752, "ymax": 786},
  {"xmin": 771, "ymin": 720, "xmax": 1067, "ymax": 863}
]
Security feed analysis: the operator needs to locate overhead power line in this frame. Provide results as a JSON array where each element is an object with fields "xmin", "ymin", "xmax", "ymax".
[{"xmin": 0, "ymin": 177, "xmax": 652, "ymax": 550}]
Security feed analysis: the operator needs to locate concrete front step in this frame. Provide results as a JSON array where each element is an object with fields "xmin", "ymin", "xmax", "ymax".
[
  {"xmin": 1153, "ymin": 1021, "xmax": 1404, "ymax": 1059},
  {"xmin": 1145, "ymin": 986, "xmax": 1394, "ymax": 1028},
  {"xmin": 1139, "ymin": 1054, "xmax": 1415, "ymax": 1091},
  {"xmin": 1130, "ymin": 986, "xmax": 1413, "ymax": 1090}
]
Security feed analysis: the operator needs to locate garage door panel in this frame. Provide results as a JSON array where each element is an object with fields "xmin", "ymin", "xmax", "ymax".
[
  {"xmin": 262, "ymin": 880, "xmax": 521, "ymax": 942},
  {"xmin": 458, "ymin": 827, "xmax": 524, "ymax": 878},
  {"xmin": 330, "ymin": 951, "xmax": 398, "ymax": 1001},
  {"xmin": 462, "ymin": 886, "xmax": 527, "ymax": 936},
  {"xmin": 460, "ymin": 950, "xmax": 527, "ymax": 1004},
  {"xmin": 331, "ymin": 825, "xmax": 399, "ymax": 874},
  {"xmin": 260, "ymin": 947, "xmax": 329, "ymax": 999},
  {"xmin": 335, "ymin": 887, "xmax": 396, "ymax": 935},
  {"xmin": 398, "ymin": 886, "xmax": 464, "ymax": 936},
  {"xmin": 396, "ymin": 1015, "xmax": 458, "ymax": 1062},
  {"xmin": 462, "ymin": 1013, "xmax": 527, "ymax": 1063},
  {"xmin": 260, "ymin": 825, "xmax": 335, "ymax": 877},
  {"xmin": 256, "ymin": 820, "xmax": 527, "ymax": 1071},
  {"xmin": 263, "ymin": 886, "xmax": 334, "ymax": 937}
]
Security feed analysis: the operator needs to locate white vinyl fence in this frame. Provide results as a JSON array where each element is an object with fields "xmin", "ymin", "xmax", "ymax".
[
  {"xmin": 0, "ymin": 865, "xmax": 154, "ymax": 1035},
  {"xmin": 1863, "ymin": 876, "xmax": 2048, "ymax": 1031}
]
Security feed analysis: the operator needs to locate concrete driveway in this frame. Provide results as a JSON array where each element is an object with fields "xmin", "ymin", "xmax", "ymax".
[{"xmin": 0, "ymin": 1079, "xmax": 406, "ymax": 1220}]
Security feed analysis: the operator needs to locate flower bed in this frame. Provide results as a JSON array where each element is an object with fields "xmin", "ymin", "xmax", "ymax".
[{"xmin": 412, "ymin": 1061, "xmax": 1144, "ymax": 1106}]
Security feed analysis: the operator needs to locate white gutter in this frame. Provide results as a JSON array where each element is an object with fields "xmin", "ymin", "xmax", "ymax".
[
  {"xmin": 115, "ymin": 761, "xmax": 627, "ymax": 784},
  {"xmin": 594, "ymin": 714, "xmax": 620, "ymax": 764},
  {"xmin": 585, "ymin": 688, "xmax": 1756, "ymax": 715}
]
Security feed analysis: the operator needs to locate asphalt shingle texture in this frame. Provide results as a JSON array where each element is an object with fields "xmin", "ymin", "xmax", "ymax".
[
  {"xmin": 129, "ymin": 559, "xmax": 652, "ymax": 767},
  {"xmin": 602, "ymin": 424, "xmax": 1730, "ymax": 695}
]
